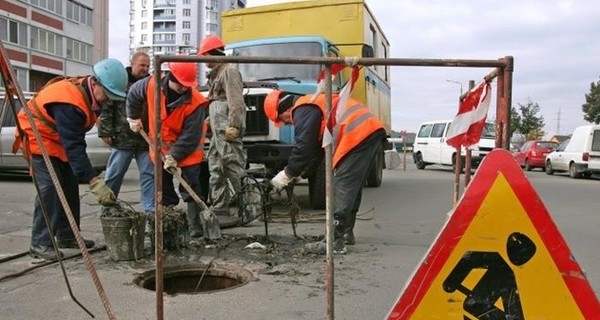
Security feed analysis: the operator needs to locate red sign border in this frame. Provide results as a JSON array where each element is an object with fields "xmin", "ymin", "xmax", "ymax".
[{"xmin": 387, "ymin": 149, "xmax": 600, "ymax": 319}]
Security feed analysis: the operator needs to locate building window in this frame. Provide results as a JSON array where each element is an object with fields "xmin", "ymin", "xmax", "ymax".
[
  {"xmin": 141, "ymin": 10, "xmax": 147, "ymax": 18},
  {"xmin": 141, "ymin": 22, "xmax": 147, "ymax": 30},
  {"xmin": 206, "ymin": 11, "xmax": 218, "ymax": 20},
  {"xmin": 182, "ymin": 33, "xmax": 190, "ymax": 42},
  {"xmin": 66, "ymin": 1, "xmax": 93, "ymax": 26},
  {"xmin": 183, "ymin": 9, "xmax": 191, "ymax": 17},
  {"xmin": 182, "ymin": 21, "xmax": 190, "ymax": 29},
  {"xmin": 141, "ymin": 34, "xmax": 147, "ymax": 42},
  {"xmin": 206, "ymin": 23, "xmax": 218, "ymax": 32},
  {"xmin": 183, "ymin": 0, "xmax": 190, "ymax": 4}
]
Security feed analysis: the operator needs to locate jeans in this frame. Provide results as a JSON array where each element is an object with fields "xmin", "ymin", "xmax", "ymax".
[
  {"xmin": 30, "ymin": 155, "xmax": 80, "ymax": 247},
  {"xmin": 104, "ymin": 148, "xmax": 155, "ymax": 212}
]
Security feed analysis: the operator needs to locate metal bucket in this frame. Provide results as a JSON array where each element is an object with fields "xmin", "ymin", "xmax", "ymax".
[{"xmin": 100, "ymin": 215, "xmax": 146, "ymax": 261}]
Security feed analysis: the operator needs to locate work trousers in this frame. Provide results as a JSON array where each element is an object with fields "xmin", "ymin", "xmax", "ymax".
[
  {"xmin": 333, "ymin": 136, "xmax": 382, "ymax": 239},
  {"xmin": 208, "ymin": 133, "xmax": 246, "ymax": 214},
  {"xmin": 162, "ymin": 163, "xmax": 203, "ymax": 206},
  {"xmin": 30, "ymin": 155, "xmax": 80, "ymax": 247},
  {"xmin": 104, "ymin": 147, "xmax": 155, "ymax": 212}
]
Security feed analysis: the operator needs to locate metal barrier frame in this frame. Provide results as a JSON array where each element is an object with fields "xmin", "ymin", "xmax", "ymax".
[{"xmin": 151, "ymin": 54, "xmax": 513, "ymax": 320}]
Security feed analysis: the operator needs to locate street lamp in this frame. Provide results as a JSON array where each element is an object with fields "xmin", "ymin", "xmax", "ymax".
[{"xmin": 446, "ymin": 79, "xmax": 463, "ymax": 96}]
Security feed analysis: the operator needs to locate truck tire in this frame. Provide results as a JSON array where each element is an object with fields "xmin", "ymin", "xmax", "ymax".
[
  {"xmin": 365, "ymin": 144, "xmax": 384, "ymax": 188},
  {"xmin": 308, "ymin": 159, "xmax": 326, "ymax": 210}
]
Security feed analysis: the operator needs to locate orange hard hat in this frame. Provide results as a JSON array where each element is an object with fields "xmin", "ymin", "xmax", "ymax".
[
  {"xmin": 264, "ymin": 90, "xmax": 297, "ymax": 127},
  {"xmin": 199, "ymin": 35, "xmax": 225, "ymax": 56},
  {"xmin": 168, "ymin": 62, "xmax": 197, "ymax": 88}
]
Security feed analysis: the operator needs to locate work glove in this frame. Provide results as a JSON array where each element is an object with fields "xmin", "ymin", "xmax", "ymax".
[
  {"xmin": 270, "ymin": 170, "xmax": 300, "ymax": 191},
  {"xmin": 225, "ymin": 126, "xmax": 239, "ymax": 141},
  {"xmin": 127, "ymin": 118, "xmax": 143, "ymax": 133},
  {"xmin": 89, "ymin": 178, "xmax": 117, "ymax": 206},
  {"xmin": 163, "ymin": 154, "xmax": 178, "ymax": 172}
]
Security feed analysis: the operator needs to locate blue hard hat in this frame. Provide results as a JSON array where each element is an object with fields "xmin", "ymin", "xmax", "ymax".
[{"xmin": 92, "ymin": 58, "xmax": 128, "ymax": 101}]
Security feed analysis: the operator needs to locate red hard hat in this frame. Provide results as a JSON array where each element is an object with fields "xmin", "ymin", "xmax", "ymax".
[
  {"xmin": 199, "ymin": 35, "xmax": 225, "ymax": 55},
  {"xmin": 168, "ymin": 62, "xmax": 197, "ymax": 88}
]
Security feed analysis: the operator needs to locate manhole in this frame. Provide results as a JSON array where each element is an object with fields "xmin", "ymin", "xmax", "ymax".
[{"xmin": 134, "ymin": 263, "xmax": 254, "ymax": 295}]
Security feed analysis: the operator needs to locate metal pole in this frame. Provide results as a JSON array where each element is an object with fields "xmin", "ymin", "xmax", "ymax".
[
  {"xmin": 152, "ymin": 58, "xmax": 164, "ymax": 320},
  {"xmin": 324, "ymin": 65, "xmax": 335, "ymax": 320},
  {"xmin": 502, "ymin": 56, "xmax": 514, "ymax": 149}
]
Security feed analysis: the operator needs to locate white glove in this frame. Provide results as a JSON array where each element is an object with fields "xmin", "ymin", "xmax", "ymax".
[
  {"xmin": 127, "ymin": 118, "xmax": 143, "ymax": 133},
  {"xmin": 271, "ymin": 170, "xmax": 295, "ymax": 191},
  {"xmin": 163, "ymin": 154, "xmax": 178, "ymax": 171}
]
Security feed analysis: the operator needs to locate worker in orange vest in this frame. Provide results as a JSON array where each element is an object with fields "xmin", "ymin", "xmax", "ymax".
[
  {"xmin": 264, "ymin": 91, "xmax": 386, "ymax": 254},
  {"xmin": 14, "ymin": 58, "xmax": 128, "ymax": 260},
  {"xmin": 126, "ymin": 61, "xmax": 209, "ymax": 238}
]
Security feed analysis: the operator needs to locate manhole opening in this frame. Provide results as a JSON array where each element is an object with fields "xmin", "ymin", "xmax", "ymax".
[{"xmin": 134, "ymin": 264, "xmax": 253, "ymax": 295}]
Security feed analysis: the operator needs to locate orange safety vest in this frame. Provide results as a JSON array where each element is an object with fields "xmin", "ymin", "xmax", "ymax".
[
  {"xmin": 14, "ymin": 77, "xmax": 95, "ymax": 162},
  {"xmin": 292, "ymin": 93, "xmax": 384, "ymax": 168},
  {"xmin": 146, "ymin": 76, "xmax": 208, "ymax": 167}
]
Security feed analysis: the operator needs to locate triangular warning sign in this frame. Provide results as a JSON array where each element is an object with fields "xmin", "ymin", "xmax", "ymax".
[{"xmin": 387, "ymin": 149, "xmax": 600, "ymax": 319}]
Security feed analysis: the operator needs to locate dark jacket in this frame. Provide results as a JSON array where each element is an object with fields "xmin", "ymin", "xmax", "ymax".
[{"xmin": 97, "ymin": 66, "xmax": 149, "ymax": 150}]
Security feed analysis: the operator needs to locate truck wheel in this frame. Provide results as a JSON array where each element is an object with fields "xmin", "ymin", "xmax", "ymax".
[
  {"xmin": 545, "ymin": 161, "xmax": 554, "ymax": 175},
  {"xmin": 569, "ymin": 163, "xmax": 581, "ymax": 179},
  {"xmin": 414, "ymin": 152, "xmax": 426, "ymax": 170},
  {"xmin": 365, "ymin": 144, "xmax": 384, "ymax": 188},
  {"xmin": 308, "ymin": 159, "xmax": 326, "ymax": 210}
]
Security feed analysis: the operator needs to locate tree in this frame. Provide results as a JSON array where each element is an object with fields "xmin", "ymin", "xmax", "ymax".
[
  {"xmin": 513, "ymin": 98, "xmax": 545, "ymax": 140},
  {"xmin": 582, "ymin": 77, "xmax": 600, "ymax": 124},
  {"xmin": 510, "ymin": 107, "xmax": 522, "ymax": 137}
]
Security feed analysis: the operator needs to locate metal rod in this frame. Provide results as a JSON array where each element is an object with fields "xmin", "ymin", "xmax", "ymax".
[
  {"xmin": 152, "ymin": 59, "xmax": 164, "ymax": 320},
  {"xmin": 324, "ymin": 66, "xmax": 335, "ymax": 320}
]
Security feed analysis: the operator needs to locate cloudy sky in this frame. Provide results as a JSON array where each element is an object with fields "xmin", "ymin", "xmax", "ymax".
[{"xmin": 109, "ymin": 0, "xmax": 600, "ymax": 136}]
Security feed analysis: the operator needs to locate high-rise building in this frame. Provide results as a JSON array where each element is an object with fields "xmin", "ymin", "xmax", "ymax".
[
  {"xmin": 129, "ymin": 0, "xmax": 246, "ymax": 85},
  {"xmin": 0, "ymin": 0, "xmax": 108, "ymax": 92}
]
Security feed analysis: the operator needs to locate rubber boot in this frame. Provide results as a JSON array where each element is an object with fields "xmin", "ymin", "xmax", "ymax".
[{"xmin": 187, "ymin": 202, "xmax": 203, "ymax": 238}]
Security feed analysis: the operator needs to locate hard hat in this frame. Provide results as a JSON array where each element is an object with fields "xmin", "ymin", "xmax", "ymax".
[
  {"xmin": 199, "ymin": 35, "xmax": 225, "ymax": 56},
  {"xmin": 92, "ymin": 58, "xmax": 128, "ymax": 101},
  {"xmin": 264, "ymin": 90, "xmax": 296, "ymax": 127},
  {"xmin": 168, "ymin": 62, "xmax": 198, "ymax": 88}
]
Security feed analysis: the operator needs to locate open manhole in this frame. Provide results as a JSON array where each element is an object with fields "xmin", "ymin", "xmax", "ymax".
[{"xmin": 134, "ymin": 263, "xmax": 254, "ymax": 295}]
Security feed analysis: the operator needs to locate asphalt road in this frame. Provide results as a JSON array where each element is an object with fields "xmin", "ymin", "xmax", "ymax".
[{"xmin": 0, "ymin": 154, "xmax": 598, "ymax": 319}]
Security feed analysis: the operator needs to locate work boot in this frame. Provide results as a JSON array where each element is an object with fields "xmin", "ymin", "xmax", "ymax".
[
  {"xmin": 343, "ymin": 230, "xmax": 355, "ymax": 245},
  {"xmin": 57, "ymin": 238, "xmax": 95, "ymax": 249},
  {"xmin": 30, "ymin": 245, "xmax": 64, "ymax": 260},
  {"xmin": 187, "ymin": 202, "xmax": 204, "ymax": 238}
]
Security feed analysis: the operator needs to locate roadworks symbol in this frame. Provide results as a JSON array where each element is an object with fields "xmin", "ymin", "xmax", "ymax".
[{"xmin": 386, "ymin": 149, "xmax": 600, "ymax": 320}]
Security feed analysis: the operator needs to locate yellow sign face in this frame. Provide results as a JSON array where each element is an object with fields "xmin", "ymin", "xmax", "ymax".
[
  {"xmin": 411, "ymin": 174, "xmax": 584, "ymax": 319},
  {"xmin": 387, "ymin": 150, "xmax": 600, "ymax": 320}
]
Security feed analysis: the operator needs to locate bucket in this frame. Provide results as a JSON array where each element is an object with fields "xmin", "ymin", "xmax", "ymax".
[{"xmin": 100, "ymin": 215, "xmax": 146, "ymax": 261}]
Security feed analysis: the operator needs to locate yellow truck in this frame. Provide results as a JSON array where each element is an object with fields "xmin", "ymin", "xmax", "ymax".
[{"xmin": 221, "ymin": 0, "xmax": 391, "ymax": 208}]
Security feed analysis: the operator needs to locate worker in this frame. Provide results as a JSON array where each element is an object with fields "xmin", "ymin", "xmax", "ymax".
[
  {"xmin": 198, "ymin": 35, "xmax": 247, "ymax": 227},
  {"xmin": 98, "ymin": 51, "xmax": 154, "ymax": 216},
  {"xmin": 264, "ymin": 90, "xmax": 386, "ymax": 254},
  {"xmin": 14, "ymin": 58, "xmax": 127, "ymax": 260},
  {"xmin": 126, "ymin": 61, "xmax": 209, "ymax": 238}
]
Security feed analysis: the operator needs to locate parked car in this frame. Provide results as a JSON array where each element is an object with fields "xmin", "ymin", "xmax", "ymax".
[
  {"xmin": 513, "ymin": 140, "xmax": 558, "ymax": 171},
  {"xmin": 545, "ymin": 125, "xmax": 600, "ymax": 178},
  {"xmin": 413, "ymin": 120, "xmax": 495, "ymax": 171},
  {"xmin": 0, "ymin": 92, "xmax": 110, "ymax": 172}
]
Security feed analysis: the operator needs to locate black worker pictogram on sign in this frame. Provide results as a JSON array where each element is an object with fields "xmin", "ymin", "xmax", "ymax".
[{"xmin": 386, "ymin": 149, "xmax": 600, "ymax": 319}]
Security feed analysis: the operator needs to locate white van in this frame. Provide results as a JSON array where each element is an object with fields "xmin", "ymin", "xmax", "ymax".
[
  {"xmin": 545, "ymin": 124, "xmax": 600, "ymax": 177},
  {"xmin": 413, "ymin": 120, "xmax": 496, "ymax": 170}
]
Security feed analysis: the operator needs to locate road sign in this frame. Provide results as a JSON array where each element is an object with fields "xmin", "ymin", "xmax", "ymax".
[{"xmin": 387, "ymin": 149, "xmax": 600, "ymax": 319}]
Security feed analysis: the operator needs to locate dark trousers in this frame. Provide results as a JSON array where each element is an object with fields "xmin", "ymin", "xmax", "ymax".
[
  {"xmin": 333, "ymin": 134, "xmax": 383, "ymax": 239},
  {"xmin": 162, "ymin": 163, "xmax": 203, "ymax": 206},
  {"xmin": 30, "ymin": 155, "xmax": 80, "ymax": 247}
]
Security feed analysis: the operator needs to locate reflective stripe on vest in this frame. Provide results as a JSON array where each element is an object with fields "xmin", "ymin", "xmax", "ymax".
[
  {"xmin": 291, "ymin": 94, "xmax": 383, "ymax": 168},
  {"xmin": 146, "ymin": 76, "xmax": 208, "ymax": 167},
  {"xmin": 15, "ymin": 78, "xmax": 95, "ymax": 162}
]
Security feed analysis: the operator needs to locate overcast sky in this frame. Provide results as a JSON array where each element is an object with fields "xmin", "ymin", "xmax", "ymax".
[{"xmin": 108, "ymin": 0, "xmax": 600, "ymax": 136}]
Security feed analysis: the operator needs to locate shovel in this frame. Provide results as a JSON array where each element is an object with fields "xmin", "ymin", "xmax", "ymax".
[{"xmin": 139, "ymin": 130, "xmax": 222, "ymax": 240}]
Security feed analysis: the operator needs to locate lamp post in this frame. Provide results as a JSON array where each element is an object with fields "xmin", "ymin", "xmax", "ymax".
[{"xmin": 446, "ymin": 79, "xmax": 463, "ymax": 96}]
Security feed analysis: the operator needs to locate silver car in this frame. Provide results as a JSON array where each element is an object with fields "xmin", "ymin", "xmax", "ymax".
[{"xmin": 0, "ymin": 93, "xmax": 109, "ymax": 172}]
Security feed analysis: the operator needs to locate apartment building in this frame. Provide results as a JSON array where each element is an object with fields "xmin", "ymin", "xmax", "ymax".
[
  {"xmin": 129, "ymin": 0, "xmax": 246, "ymax": 84},
  {"xmin": 0, "ymin": 0, "xmax": 108, "ymax": 92}
]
